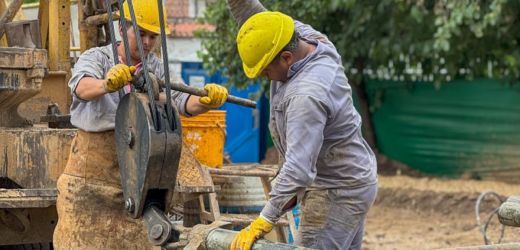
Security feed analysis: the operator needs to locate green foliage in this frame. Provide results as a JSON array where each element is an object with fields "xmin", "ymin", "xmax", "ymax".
[
  {"xmin": 195, "ymin": 0, "xmax": 520, "ymax": 90},
  {"xmin": 24, "ymin": 0, "xmax": 40, "ymax": 3}
]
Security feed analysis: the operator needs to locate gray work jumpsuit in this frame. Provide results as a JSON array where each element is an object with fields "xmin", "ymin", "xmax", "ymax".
[{"xmin": 226, "ymin": 0, "xmax": 379, "ymax": 249}]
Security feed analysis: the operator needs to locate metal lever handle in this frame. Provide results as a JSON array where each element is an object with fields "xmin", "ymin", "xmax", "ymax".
[{"xmin": 157, "ymin": 79, "xmax": 257, "ymax": 109}]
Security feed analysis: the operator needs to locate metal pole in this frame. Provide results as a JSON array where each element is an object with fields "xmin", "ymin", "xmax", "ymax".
[
  {"xmin": 84, "ymin": 11, "xmax": 119, "ymax": 26},
  {"xmin": 157, "ymin": 79, "xmax": 257, "ymax": 109}
]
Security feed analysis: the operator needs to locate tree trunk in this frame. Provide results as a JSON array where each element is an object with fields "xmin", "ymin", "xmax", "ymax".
[{"xmin": 350, "ymin": 57, "xmax": 377, "ymax": 150}]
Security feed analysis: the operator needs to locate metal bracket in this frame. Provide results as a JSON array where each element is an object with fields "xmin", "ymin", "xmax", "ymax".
[
  {"xmin": 142, "ymin": 205, "xmax": 173, "ymax": 246},
  {"xmin": 40, "ymin": 103, "xmax": 74, "ymax": 129}
]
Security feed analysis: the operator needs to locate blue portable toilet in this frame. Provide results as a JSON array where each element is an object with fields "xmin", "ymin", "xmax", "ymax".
[
  {"xmin": 217, "ymin": 84, "xmax": 260, "ymax": 163},
  {"xmin": 181, "ymin": 62, "xmax": 213, "ymax": 89},
  {"xmin": 181, "ymin": 62, "xmax": 261, "ymax": 163}
]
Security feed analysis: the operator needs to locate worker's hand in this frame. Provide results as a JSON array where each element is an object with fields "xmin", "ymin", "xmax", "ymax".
[
  {"xmin": 230, "ymin": 216, "xmax": 273, "ymax": 250},
  {"xmin": 103, "ymin": 64, "xmax": 137, "ymax": 93},
  {"xmin": 199, "ymin": 83, "xmax": 228, "ymax": 109}
]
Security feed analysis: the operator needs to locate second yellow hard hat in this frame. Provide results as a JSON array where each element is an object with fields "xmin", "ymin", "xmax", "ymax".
[{"xmin": 237, "ymin": 12, "xmax": 294, "ymax": 78}]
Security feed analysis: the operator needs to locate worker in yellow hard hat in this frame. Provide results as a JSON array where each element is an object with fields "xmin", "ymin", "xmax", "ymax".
[
  {"xmin": 227, "ymin": 1, "xmax": 378, "ymax": 250},
  {"xmin": 52, "ymin": 1, "xmax": 228, "ymax": 249}
]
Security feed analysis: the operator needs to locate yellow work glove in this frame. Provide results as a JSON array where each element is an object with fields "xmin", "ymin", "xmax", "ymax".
[
  {"xmin": 103, "ymin": 64, "xmax": 136, "ymax": 93},
  {"xmin": 199, "ymin": 83, "xmax": 228, "ymax": 108},
  {"xmin": 230, "ymin": 216, "xmax": 274, "ymax": 250}
]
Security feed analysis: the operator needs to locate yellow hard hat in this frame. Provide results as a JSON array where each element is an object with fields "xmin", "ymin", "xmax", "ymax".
[
  {"xmin": 116, "ymin": 0, "xmax": 170, "ymax": 35},
  {"xmin": 237, "ymin": 12, "xmax": 294, "ymax": 78}
]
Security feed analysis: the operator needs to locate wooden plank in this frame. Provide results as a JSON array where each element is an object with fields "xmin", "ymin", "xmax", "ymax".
[
  {"xmin": 260, "ymin": 176, "xmax": 272, "ymax": 199},
  {"xmin": 206, "ymin": 193, "xmax": 221, "ymax": 222},
  {"xmin": 286, "ymin": 211, "xmax": 298, "ymax": 241},
  {"xmin": 208, "ymin": 164, "xmax": 278, "ymax": 177},
  {"xmin": 259, "ymin": 176, "xmax": 288, "ymax": 243}
]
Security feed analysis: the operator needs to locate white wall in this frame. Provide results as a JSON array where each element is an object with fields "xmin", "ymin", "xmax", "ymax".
[
  {"xmin": 167, "ymin": 38, "xmax": 203, "ymax": 79},
  {"xmin": 22, "ymin": 3, "xmax": 204, "ymax": 79}
]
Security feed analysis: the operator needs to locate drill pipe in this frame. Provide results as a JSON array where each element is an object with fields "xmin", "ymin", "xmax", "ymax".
[
  {"xmin": 498, "ymin": 196, "xmax": 520, "ymax": 227},
  {"xmin": 435, "ymin": 243, "xmax": 520, "ymax": 250},
  {"xmin": 205, "ymin": 228, "xmax": 315, "ymax": 250}
]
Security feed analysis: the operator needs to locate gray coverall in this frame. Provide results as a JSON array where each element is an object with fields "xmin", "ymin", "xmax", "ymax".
[{"xmin": 227, "ymin": 0, "xmax": 379, "ymax": 249}]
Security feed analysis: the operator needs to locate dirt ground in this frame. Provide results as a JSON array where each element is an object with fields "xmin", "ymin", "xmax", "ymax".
[
  {"xmin": 363, "ymin": 175, "xmax": 520, "ymax": 250},
  {"xmin": 261, "ymin": 147, "xmax": 520, "ymax": 250}
]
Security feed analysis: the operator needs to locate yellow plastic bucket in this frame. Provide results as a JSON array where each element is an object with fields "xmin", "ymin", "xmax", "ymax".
[{"xmin": 180, "ymin": 110, "xmax": 226, "ymax": 168}]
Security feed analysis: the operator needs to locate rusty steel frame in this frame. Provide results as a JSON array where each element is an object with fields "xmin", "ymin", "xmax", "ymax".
[
  {"xmin": 19, "ymin": 71, "xmax": 71, "ymax": 124},
  {"xmin": 78, "ymin": 0, "xmax": 99, "ymax": 52},
  {"xmin": 0, "ymin": 189, "xmax": 57, "ymax": 209},
  {"xmin": 84, "ymin": 10, "xmax": 118, "ymax": 26},
  {"xmin": 48, "ymin": 0, "xmax": 70, "ymax": 72},
  {"xmin": 0, "ymin": 0, "xmax": 24, "ymax": 38},
  {"xmin": 38, "ymin": 0, "xmax": 49, "ymax": 49}
]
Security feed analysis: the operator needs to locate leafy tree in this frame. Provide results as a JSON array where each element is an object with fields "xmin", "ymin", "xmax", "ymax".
[{"xmin": 195, "ymin": 0, "xmax": 519, "ymax": 148}]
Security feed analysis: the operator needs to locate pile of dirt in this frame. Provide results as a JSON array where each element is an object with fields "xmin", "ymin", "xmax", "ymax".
[
  {"xmin": 374, "ymin": 176, "xmax": 519, "ymax": 215},
  {"xmin": 364, "ymin": 176, "xmax": 520, "ymax": 250}
]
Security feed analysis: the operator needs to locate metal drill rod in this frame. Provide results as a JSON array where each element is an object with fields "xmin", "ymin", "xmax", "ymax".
[
  {"xmin": 156, "ymin": 79, "xmax": 257, "ymax": 109},
  {"xmin": 156, "ymin": 0, "xmax": 175, "ymax": 130},
  {"xmin": 498, "ymin": 196, "xmax": 520, "ymax": 227},
  {"xmin": 163, "ymin": 222, "xmax": 314, "ymax": 250},
  {"xmin": 435, "ymin": 243, "xmax": 520, "ymax": 250},
  {"xmin": 125, "ymin": 0, "xmax": 160, "ymax": 130},
  {"xmin": 206, "ymin": 228, "xmax": 314, "ymax": 250}
]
